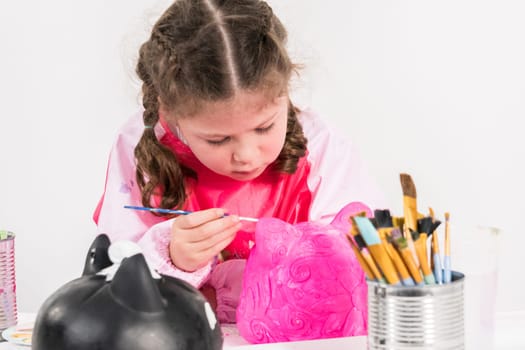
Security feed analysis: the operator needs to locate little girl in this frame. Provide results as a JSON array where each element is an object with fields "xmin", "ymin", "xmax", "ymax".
[{"xmin": 94, "ymin": 0, "xmax": 385, "ymax": 323}]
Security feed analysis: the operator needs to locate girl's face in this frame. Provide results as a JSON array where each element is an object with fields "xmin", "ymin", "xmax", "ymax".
[{"xmin": 171, "ymin": 90, "xmax": 288, "ymax": 181}]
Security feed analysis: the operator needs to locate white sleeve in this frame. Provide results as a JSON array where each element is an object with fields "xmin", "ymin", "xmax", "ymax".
[
  {"xmin": 94, "ymin": 112, "xmax": 211, "ymax": 288},
  {"xmin": 301, "ymin": 109, "xmax": 388, "ymax": 224}
]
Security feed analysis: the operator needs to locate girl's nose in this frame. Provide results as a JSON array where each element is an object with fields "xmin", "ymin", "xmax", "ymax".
[{"xmin": 232, "ymin": 141, "xmax": 258, "ymax": 164}]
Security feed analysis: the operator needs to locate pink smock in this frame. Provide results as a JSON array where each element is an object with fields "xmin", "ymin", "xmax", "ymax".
[{"xmin": 93, "ymin": 108, "xmax": 386, "ymax": 328}]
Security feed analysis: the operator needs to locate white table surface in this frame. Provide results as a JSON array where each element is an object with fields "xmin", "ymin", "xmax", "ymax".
[
  {"xmin": 220, "ymin": 324, "xmax": 366, "ymax": 349},
  {"xmin": 0, "ymin": 313, "xmax": 367, "ymax": 350},
  {"xmin": 2, "ymin": 311, "xmax": 524, "ymax": 349}
]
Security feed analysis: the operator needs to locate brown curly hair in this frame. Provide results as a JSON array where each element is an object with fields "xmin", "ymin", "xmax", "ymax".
[{"xmin": 134, "ymin": 0, "xmax": 307, "ymax": 210}]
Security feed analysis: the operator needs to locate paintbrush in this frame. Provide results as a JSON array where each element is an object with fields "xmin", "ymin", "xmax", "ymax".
[
  {"xmin": 429, "ymin": 209, "xmax": 435, "ymax": 272},
  {"xmin": 123, "ymin": 205, "xmax": 259, "ymax": 222},
  {"xmin": 414, "ymin": 217, "xmax": 436, "ymax": 284},
  {"xmin": 392, "ymin": 216, "xmax": 405, "ymax": 231},
  {"xmin": 353, "ymin": 216, "xmax": 401, "ymax": 285},
  {"xmin": 443, "ymin": 212, "xmax": 452, "ymax": 283},
  {"xmin": 400, "ymin": 173, "xmax": 420, "ymax": 268},
  {"xmin": 390, "ymin": 227, "xmax": 424, "ymax": 285},
  {"xmin": 403, "ymin": 224, "xmax": 421, "ymax": 272},
  {"xmin": 429, "ymin": 207, "xmax": 443, "ymax": 284},
  {"xmin": 400, "ymin": 173, "xmax": 418, "ymax": 232},
  {"xmin": 374, "ymin": 210, "xmax": 415, "ymax": 286},
  {"xmin": 347, "ymin": 234, "xmax": 384, "ymax": 282},
  {"xmin": 348, "ymin": 213, "xmax": 385, "ymax": 282}
]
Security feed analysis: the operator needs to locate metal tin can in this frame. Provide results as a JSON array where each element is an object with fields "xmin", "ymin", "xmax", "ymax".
[{"xmin": 367, "ymin": 271, "xmax": 464, "ymax": 349}]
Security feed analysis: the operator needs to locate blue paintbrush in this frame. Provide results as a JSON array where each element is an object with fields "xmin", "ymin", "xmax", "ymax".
[
  {"xmin": 443, "ymin": 212, "xmax": 451, "ymax": 283},
  {"xmin": 123, "ymin": 205, "xmax": 259, "ymax": 222}
]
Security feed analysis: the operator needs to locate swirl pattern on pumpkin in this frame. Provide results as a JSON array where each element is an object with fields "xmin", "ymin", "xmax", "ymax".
[{"xmin": 237, "ymin": 202, "xmax": 370, "ymax": 343}]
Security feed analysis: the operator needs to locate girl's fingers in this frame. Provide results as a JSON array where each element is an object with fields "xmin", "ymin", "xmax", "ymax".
[
  {"xmin": 175, "ymin": 208, "xmax": 225, "ymax": 230},
  {"xmin": 178, "ymin": 220, "xmax": 240, "ymax": 257},
  {"xmin": 192, "ymin": 225, "xmax": 240, "ymax": 266},
  {"xmin": 172, "ymin": 223, "xmax": 240, "ymax": 271},
  {"xmin": 177, "ymin": 214, "xmax": 241, "ymax": 243},
  {"xmin": 169, "ymin": 211, "xmax": 242, "ymax": 271},
  {"xmin": 193, "ymin": 221, "xmax": 241, "ymax": 254}
]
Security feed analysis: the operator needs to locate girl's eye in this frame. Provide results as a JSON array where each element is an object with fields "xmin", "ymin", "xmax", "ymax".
[
  {"xmin": 206, "ymin": 136, "xmax": 230, "ymax": 146},
  {"xmin": 255, "ymin": 123, "xmax": 274, "ymax": 134}
]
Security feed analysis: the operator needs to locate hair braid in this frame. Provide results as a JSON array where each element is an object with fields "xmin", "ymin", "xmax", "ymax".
[
  {"xmin": 273, "ymin": 102, "xmax": 307, "ymax": 173},
  {"xmin": 134, "ymin": 48, "xmax": 191, "ymax": 211}
]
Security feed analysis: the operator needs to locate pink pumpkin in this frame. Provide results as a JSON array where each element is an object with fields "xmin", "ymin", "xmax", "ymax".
[{"xmin": 236, "ymin": 202, "xmax": 371, "ymax": 343}]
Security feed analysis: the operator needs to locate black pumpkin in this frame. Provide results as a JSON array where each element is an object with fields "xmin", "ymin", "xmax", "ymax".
[{"xmin": 32, "ymin": 234, "xmax": 223, "ymax": 350}]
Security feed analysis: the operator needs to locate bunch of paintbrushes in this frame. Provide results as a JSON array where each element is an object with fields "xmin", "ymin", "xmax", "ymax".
[{"xmin": 346, "ymin": 173, "xmax": 452, "ymax": 286}]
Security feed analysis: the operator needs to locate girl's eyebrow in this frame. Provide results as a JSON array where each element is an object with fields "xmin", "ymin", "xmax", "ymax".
[
  {"xmin": 254, "ymin": 111, "xmax": 278, "ymax": 128},
  {"xmin": 200, "ymin": 111, "xmax": 278, "ymax": 138}
]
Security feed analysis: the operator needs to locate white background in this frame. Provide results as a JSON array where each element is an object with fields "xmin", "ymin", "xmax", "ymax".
[{"xmin": 1, "ymin": 0, "xmax": 524, "ymax": 319}]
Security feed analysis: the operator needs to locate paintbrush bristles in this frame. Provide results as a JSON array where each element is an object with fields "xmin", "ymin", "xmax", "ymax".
[{"xmin": 400, "ymin": 173, "xmax": 417, "ymax": 198}]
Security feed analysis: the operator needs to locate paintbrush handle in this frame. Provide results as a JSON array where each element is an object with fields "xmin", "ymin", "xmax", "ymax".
[
  {"xmin": 399, "ymin": 248, "xmax": 424, "ymax": 285},
  {"xmin": 361, "ymin": 249, "xmax": 385, "ymax": 282},
  {"xmin": 385, "ymin": 243, "xmax": 415, "ymax": 286},
  {"xmin": 367, "ymin": 244, "xmax": 401, "ymax": 285},
  {"xmin": 443, "ymin": 213, "xmax": 451, "ymax": 283},
  {"xmin": 124, "ymin": 205, "xmax": 187, "ymax": 215},
  {"xmin": 443, "ymin": 256, "xmax": 452, "ymax": 283},
  {"xmin": 347, "ymin": 237, "xmax": 376, "ymax": 281},
  {"xmin": 414, "ymin": 236, "xmax": 436, "ymax": 285},
  {"xmin": 123, "ymin": 205, "xmax": 259, "ymax": 222},
  {"xmin": 433, "ymin": 253, "xmax": 443, "ymax": 284}
]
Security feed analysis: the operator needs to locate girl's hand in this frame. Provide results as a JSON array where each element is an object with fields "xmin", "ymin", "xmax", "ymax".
[{"xmin": 169, "ymin": 208, "xmax": 241, "ymax": 272}]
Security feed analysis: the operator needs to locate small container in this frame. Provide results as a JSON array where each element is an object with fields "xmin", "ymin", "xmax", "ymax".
[
  {"xmin": 0, "ymin": 230, "xmax": 18, "ymax": 330},
  {"xmin": 367, "ymin": 271, "xmax": 464, "ymax": 350}
]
